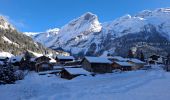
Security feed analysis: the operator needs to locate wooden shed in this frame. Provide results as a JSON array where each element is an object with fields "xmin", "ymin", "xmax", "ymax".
[
  {"xmin": 34, "ymin": 56, "xmax": 53, "ymax": 72},
  {"xmin": 35, "ymin": 62, "xmax": 53, "ymax": 72},
  {"xmin": 56, "ymin": 56, "xmax": 75, "ymax": 64},
  {"xmin": 148, "ymin": 55, "xmax": 165, "ymax": 64},
  {"xmin": 112, "ymin": 61, "xmax": 134, "ymax": 71},
  {"xmin": 64, "ymin": 60, "xmax": 81, "ymax": 66},
  {"xmin": 59, "ymin": 68, "xmax": 91, "ymax": 80},
  {"xmin": 81, "ymin": 56, "xmax": 112, "ymax": 73},
  {"xmin": 127, "ymin": 58, "xmax": 146, "ymax": 70},
  {"xmin": 35, "ymin": 55, "xmax": 51, "ymax": 64}
]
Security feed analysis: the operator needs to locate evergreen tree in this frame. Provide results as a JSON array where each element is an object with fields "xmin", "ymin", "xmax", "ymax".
[
  {"xmin": 128, "ymin": 49, "xmax": 134, "ymax": 58},
  {"xmin": 140, "ymin": 51, "xmax": 145, "ymax": 61},
  {"xmin": 0, "ymin": 63, "xmax": 16, "ymax": 84},
  {"xmin": 167, "ymin": 53, "xmax": 170, "ymax": 65}
]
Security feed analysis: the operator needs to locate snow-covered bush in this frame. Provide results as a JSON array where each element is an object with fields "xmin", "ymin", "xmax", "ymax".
[
  {"xmin": 14, "ymin": 70, "xmax": 24, "ymax": 80},
  {"xmin": 0, "ymin": 64, "xmax": 16, "ymax": 84},
  {"xmin": 0, "ymin": 63, "xmax": 26, "ymax": 84}
]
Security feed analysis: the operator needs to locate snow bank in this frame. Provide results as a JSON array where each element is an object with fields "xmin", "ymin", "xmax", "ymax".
[
  {"xmin": 0, "ymin": 67, "xmax": 170, "ymax": 100},
  {"xmin": 0, "ymin": 52, "xmax": 14, "ymax": 58}
]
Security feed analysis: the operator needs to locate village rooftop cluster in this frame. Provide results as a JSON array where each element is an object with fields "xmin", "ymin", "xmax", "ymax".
[{"xmin": 0, "ymin": 51, "xmax": 170, "ymax": 80}]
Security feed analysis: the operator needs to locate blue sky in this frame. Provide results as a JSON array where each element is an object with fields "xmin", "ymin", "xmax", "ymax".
[{"xmin": 0, "ymin": 0, "xmax": 170, "ymax": 32}]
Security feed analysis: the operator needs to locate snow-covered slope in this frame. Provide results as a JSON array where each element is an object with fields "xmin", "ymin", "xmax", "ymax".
[
  {"xmin": 0, "ymin": 16, "xmax": 54, "ymax": 55},
  {"xmin": 0, "ymin": 16, "xmax": 15, "ymax": 30},
  {"xmin": 26, "ymin": 8, "xmax": 170, "ymax": 56},
  {"xmin": 24, "ymin": 28, "xmax": 60, "ymax": 46},
  {"xmin": 103, "ymin": 8, "xmax": 170, "ymax": 40}
]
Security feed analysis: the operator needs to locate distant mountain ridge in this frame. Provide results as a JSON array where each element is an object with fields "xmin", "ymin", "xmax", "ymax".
[{"xmin": 25, "ymin": 8, "xmax": 170, "ymax": 57}]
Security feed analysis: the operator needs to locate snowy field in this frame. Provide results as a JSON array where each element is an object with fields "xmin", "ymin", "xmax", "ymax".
[{"xmin": 0, "ymin": 66, "xmax": 170, "ymax": 100}]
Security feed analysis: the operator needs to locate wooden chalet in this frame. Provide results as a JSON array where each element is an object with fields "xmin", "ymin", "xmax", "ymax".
[
  {"xmin": 59, "ymin": 68, "xmax": 91, "ymax": 80},
  {"xmin": 36, "ymin": 62, "xmax": 53, "ymax": 72},
  {"xmin": 64, "ymin": 60, "xmax": 81, "ymax": 67},
  {"xmin": 112, "ymin": 61, "xmax": 134, "ymax": 71},
  {"xmin": 35, "ymin": 55, "xmax": 51, "ymax": 63},
  {"xmin": 35, "ymin": 56, "xmax": 53, "ymax": 72},
  {"xmin": 81, "ymin": 56, "xmax": 112, "ymax": 73},
  {"xmin": 148, "ymin": 55, "xmax": 165, "ymax": 64},
  {"xmin": 127, "ymin": 58, "xmax": 146, "ymax": 70},
  {"xmin": 55, "ymin": 56, "xmax": 75, "ymax": 64}
]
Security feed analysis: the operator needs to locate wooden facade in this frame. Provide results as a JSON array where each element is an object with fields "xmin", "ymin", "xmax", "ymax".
[
  {"xmin": 112, "ymin": 62, "xmax": 133, "ymax": 71},
  {"xmin": 35, "ymin": 56, "xmax": 53, "ymax": 72},
  {"xmin": 148, "ymin": 55, "xmax": 165, "ymax": 64},
  {"xmin": 59, "ymin": 68, "xmax": 90, "ymax": 80},
  {"xmin": 35, "ymin": 62, "xmax": 53, "ymax": 72},
  {"xmin": 59, "ymin": 69, "xmax": 79, "ymax": 80},
  {"xmin": 35, "ymin": 56, "xmax": 51, "ymax": 64},
  {"xmin": 55, "ymin": 56, "xmax": 75, "ymax": 64},
  {"xmin": 64, "ymin": 60, "xmax": 81, "ymax": 66},
  {"xmin": 81, "ymin": 58, "xmax": 112, "ymax": 73}
]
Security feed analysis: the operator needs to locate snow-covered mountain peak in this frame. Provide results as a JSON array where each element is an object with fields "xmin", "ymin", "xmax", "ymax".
[
  {"xmin": 28, "ymin": 8, "xmax": 170, "ymax": 56},
  {"xmin": 46, "ymin": 28, "xmax": 60, "ymax": 33},
  {"xmin": 0, "ymin": 16, "xmax": 15, "ymax": 30},
  {"xmin": 60, "ymin": 12, "xmax": 102, "ymax": 34},
  {"xmin": 54, "ymin": 12, "xmax": 102, "ymax": 44},
  {"xmin": 155, "ymin": 8, "xmax": 170, "ymax": 13}
]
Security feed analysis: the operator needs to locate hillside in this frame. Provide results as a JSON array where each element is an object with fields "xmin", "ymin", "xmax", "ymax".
[{"xmin": 0, "ymin": 16, "xmax": 53, "ymax": 55}]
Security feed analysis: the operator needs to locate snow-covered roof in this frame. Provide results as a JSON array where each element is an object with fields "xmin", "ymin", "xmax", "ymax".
[
  {"xmin": 115, "ymin": 61, "xmax": 133, "ymax": 66},
  {"xmin": 49, "ymin": 57, "xmax": 56, "ymax": 63},
  {"xmin": 108, "ymin": 56, "xmax": 126, "ymax": 61},
  {"xmin": 53, "ymin": 66, "xmax": 63, "ymax": 69},
  {"xmin": 85, "ymin": 56, "xmax": 112, "ymax": 64},
  {"xmin": 35, "ymin": 56, "xmax": 51, "ymax": 61},
  {"xmin": 9, "ymin": 55, "xmax": 23, "ymax": 63},
  {"xmin": 56, "ymin": 55, "xmax": 75, "ymax": 60},
  {"xmin": 127, "ymin": 58, "xmax": 145, "ymax": 64},
  {"xmin": 30, "ymin": 58, "xmax": 36, "ymax": 62},
  {"xmin": 65, "ymin": 68, "xmax": 91, "ymax": 75},
  {"xmin": 0, "ymin": 52, "xmax": 14, "ymax": 58},
  {"xmin": 0, "ymin": 61, "xmax": 4, "ymax": 65}
]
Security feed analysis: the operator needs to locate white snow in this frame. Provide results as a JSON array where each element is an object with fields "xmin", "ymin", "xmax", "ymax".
[
  {"xmin": 0, "ymin": 52, "xmax": 14, "ymax": 58},
  {"xmin": 85, "ymin": 56, "xmax": 112, "ymax": 64},
  {"xmin": 9, "ymin": 55, "xmax": 23, "ymax": 63},
  {"xmin": 28, "ymin": 50, "xmax": 43, "ymax": 57},
  {"xmin": 108, "ymin": 56, "xmax": 127, "ymax": 62},
  {"xmin": 49, "ymin": 58, "xmax": 56, "ymax": 63},
  {"xmin": 127, "ymin": 58, "xmax": 146, "ymax": 64},
  {"xmin": 0, "ymin": 16, "xmax": 15, "ymax": 30},
  {"xmin": 56, "ymin": 55, "xmax": 75, "ymax": 60},
  {"xmin": 64, "ymin": 68, "xmax": 91, "ymax": 75},
  {"xmin": 115, "ymin": 61, "xmax": 133, "ymax": 66},
  {"xmin": 2, "ymin": 36, "xmax": 19, "ymax": 46},
  {"xmin": 23, "ymin": 32, "xmax": 41, "ymax": 37},
  {"xmin": 0, "ymin": 66, "xmax": 169, "ymax": 100},
  {"xmin": 2, "ymin": 36, "xmax": 13, "ymax": 44}
]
